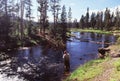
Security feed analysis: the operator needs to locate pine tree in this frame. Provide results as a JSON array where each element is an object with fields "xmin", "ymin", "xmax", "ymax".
[
  {"xmin": 50, "ymin": 0, "xmax": 61, "ymax": 35},
  {"xmin": 104, "ymin": 8, "xmax": 111, "ymax": 30},
  {"xmin": 115, "ymin": 8, "xmax": 120, "ymax": 29},
  {"xmin": 20, "ymin": 0, "xmax": 25, "ymax": 41},
  {"xmin": 61, "ymin": 5, "xmax": 67, "ymax": 23},
  {"xmin": 68, "ymin": 7, "xmax": 72, "ymax": 28},
  {"xmin": 37, "ymin": 0, "xmax": 49, "ymax": 36},
  {"xmin": 85, "ymin": 7, "xmax": 89, "ymax": 28},
  {"xmin": 99, "ymin": 11, "xmax": 103, "ymax": 30},
  {"xmin": 25, "ymin": 0, "xmax": 32, "ymax": 36},
  {"xmin": 73, "ymin": 19, "xmax": 79, "ymax": 28},
  {"xmin": 95, "ymin": 12, "xmax": 103, "ymax": 30},
  {"xmin": 110, "ymin": 12, "xmax": 115, "ymax": 28},
  {"xmin": 90, "ymin": 12, "xmax": 96, "ymax": 29},
  {"xmin": 60, "ymin": 5, "xmax": 67, "ymax": 42},
  {"xmin": 79, "ymin": 15, "xmax": 85, "ymax": 29}
]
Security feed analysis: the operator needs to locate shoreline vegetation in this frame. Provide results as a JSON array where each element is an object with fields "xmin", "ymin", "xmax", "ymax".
[
  {"xmin": 16, "ymin": 28, "xmax": 120, "ymax": 51},
  {"xmin": 65, "ymin": 57, "xmax": 111, "ymax": 81},
  {"xmin": 1, "ymin": 28, "xmax": 120, "ymax": 52},
  {"xmin": 64, "ymin": 29, "xmax": 120, "ymax": 81},
  {"xmin": 65, "ymin": 55, "xmax": 120, "ymax": 81},
  {"xmin": 69, "ymin": 28, "xmax": 120, "ymax": 35}
]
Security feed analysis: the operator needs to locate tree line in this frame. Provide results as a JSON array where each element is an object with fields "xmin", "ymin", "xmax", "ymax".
[
  {"xmin": 0, "ymin": 0, "xmax": 120, "ymax": 51},
  {"xmin": 78, "ymin": 7, "xmax": 120, "ymax": 30}
]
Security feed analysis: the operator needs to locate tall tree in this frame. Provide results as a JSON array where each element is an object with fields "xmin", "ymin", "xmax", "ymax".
[
  {"xmin": 115, "ymin": 8, "xmax": 120, "ymax": 29},
  {"xmin": 68, "ymin": 7, "xmax": 72, "ymax": 29},
  {"xmin": 79, "ymin": 15, "xmax": 85, "ymax": 29},
  {"xmin": 61, "ymin": 5, "xmax": 67, "ymax": 23},
  {"xmin": 99, "ymin": 11, "xmax": 103, "ymax": 30},
  {"xmin": 85, "ymin": 7, "xmax": 89, "ymax": 28},
  {"xmin": 20, "ymin": 0, "xmax": 25, "ymax": 41},
  {"xmin": 60, "ymin": 5, "xmax": 67, "ymax": 42},
  {"xmin": 90, "ymin": 12, "xmax": 96, "ymax": 29},
  {"xmin": 25, "ymin": 0, "xmax": 32, "ymax": 36},
  {"xmin": 50, "ymin": 0, "xmax": 61, "ymax": 35},
  {"xmin": 73, "ymin": 18, "xmax": 79, "ymax": 28},
  {"xmin": 37, "ymin": 0, "xmax": 49, "ymax": 36},
  {"xmin": 8, "ymin": 0, "xmax": 19, "ymax": 37},
  {"xmin": 104, "ymin": 8, "xmax": 111, "ymax": 30},
  {"xmin": 95, "ymin": 12, "xmax": 103, "ymax": 29}
]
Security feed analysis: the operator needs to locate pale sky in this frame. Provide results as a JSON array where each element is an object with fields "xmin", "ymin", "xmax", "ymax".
[{"xmin": 32, "ymin": 0, "xmax": 120, "ymax": 22}]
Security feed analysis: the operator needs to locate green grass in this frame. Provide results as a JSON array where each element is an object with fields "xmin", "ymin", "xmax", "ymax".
[
  {"xmin": 69, "ymin": 28, "xmax": 112, "ymax": 34},
  {"xmin": 114, "ymin": 59, "xmax": 120, "ymax": 71},
  {"xmin": 65, "ymin": 58, "xmax": 110, "ymax": 81},
  {"xmin": 109, "ymin": 42, "xmax": 120, "ymax": 81},
  {"xmin": 110, "ymin": 58, "xmax": 120, "ymax": 81}
]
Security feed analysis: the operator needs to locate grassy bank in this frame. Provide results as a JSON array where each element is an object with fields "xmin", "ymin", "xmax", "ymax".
[
  {"xmin": 65, "ymin": 57, "xmax": 111, "ymax": 81},
  {"xmin": 69, "ymin": 28, "xmax": 113, "ymax": 34},
  {"xmin": 65, "ymin": 44, "xmax": 120, "ymax": 81},
  {"xmin": 110, "ymin": 58, "xmax": 120, "ymax": 81},
  {"xmin": 65, "ymin": 56, "xmax": 120, "ymax": 81}
]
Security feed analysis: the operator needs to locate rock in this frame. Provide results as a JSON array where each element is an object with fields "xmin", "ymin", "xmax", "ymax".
[
  {"xmin": 79, "ymin": 58, "xmax": 83, "ymax": 60},
  {"xmin": 98, "ymin": 48, "xmax": 110, "ymax": 58}
]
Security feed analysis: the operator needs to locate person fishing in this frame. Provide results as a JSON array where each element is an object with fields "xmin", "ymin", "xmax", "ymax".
[{"xmin": 63, "ymin": 50, "xmax": 70, "ymax": 72}]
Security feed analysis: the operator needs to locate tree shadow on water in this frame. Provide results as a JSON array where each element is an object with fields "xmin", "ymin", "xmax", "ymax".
[{"xmin": 0, "ymin": 48, "xmax": 64, "ymax": 81}]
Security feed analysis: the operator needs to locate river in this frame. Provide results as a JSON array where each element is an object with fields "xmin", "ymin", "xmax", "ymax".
[{"xmin": 0, "ymin": 32, "xmax": 116, "ymax": 81}]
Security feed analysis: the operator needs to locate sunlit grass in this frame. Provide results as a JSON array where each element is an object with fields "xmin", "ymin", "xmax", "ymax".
[
  {"xmin": 109, "ymin": 44, "xmax": 120, "ymax": 56},
  {"xmin": 110, "ymin": 58, "xmax": 120, "ymax": 81},
  {"xmin": 69, "ymin": 28, "xmax": 112, "ymax": 34},
  {"xmin": 110, "ymin": 44, "xmax": 120, "ymax": 50},
  {"xmin": 65, "ymin": 58, "xmax": 110, "ymax": 81}
]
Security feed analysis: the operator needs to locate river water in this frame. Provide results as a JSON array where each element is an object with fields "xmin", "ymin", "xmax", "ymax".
[
  {"xmin": 0, "ymin": 32, "xmax": 116, "ymax": 81},
  {"xmin": 67, "ymin": 32, "xmax": 116, "ymax": 71}
]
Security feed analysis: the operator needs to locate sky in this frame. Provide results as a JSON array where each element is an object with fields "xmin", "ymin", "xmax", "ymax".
[{"xmin": 32, "ymin": 0, "xmax": 120, "ymax": 22}]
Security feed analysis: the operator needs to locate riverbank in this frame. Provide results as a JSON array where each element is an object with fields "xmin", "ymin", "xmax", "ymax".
[
  {"xmin": 0, "ymin": 33, "xmax": 53, "ymax": 52},
  {"xmin": 64, "ymin": 43, "xmax": 120, "ymax": 81},
  {"xmin": 69, "ymin": 28, "xmax": 120, "ymax": 35}
]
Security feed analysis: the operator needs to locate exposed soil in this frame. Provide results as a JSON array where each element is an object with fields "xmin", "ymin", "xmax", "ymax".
[
  {"xmin": 92, "ymin": 46, "xmax": 120, "ymax": 81},
  {"xmin": 93, "ymin": 58, "xmax": 119, "ymax": 81}
]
